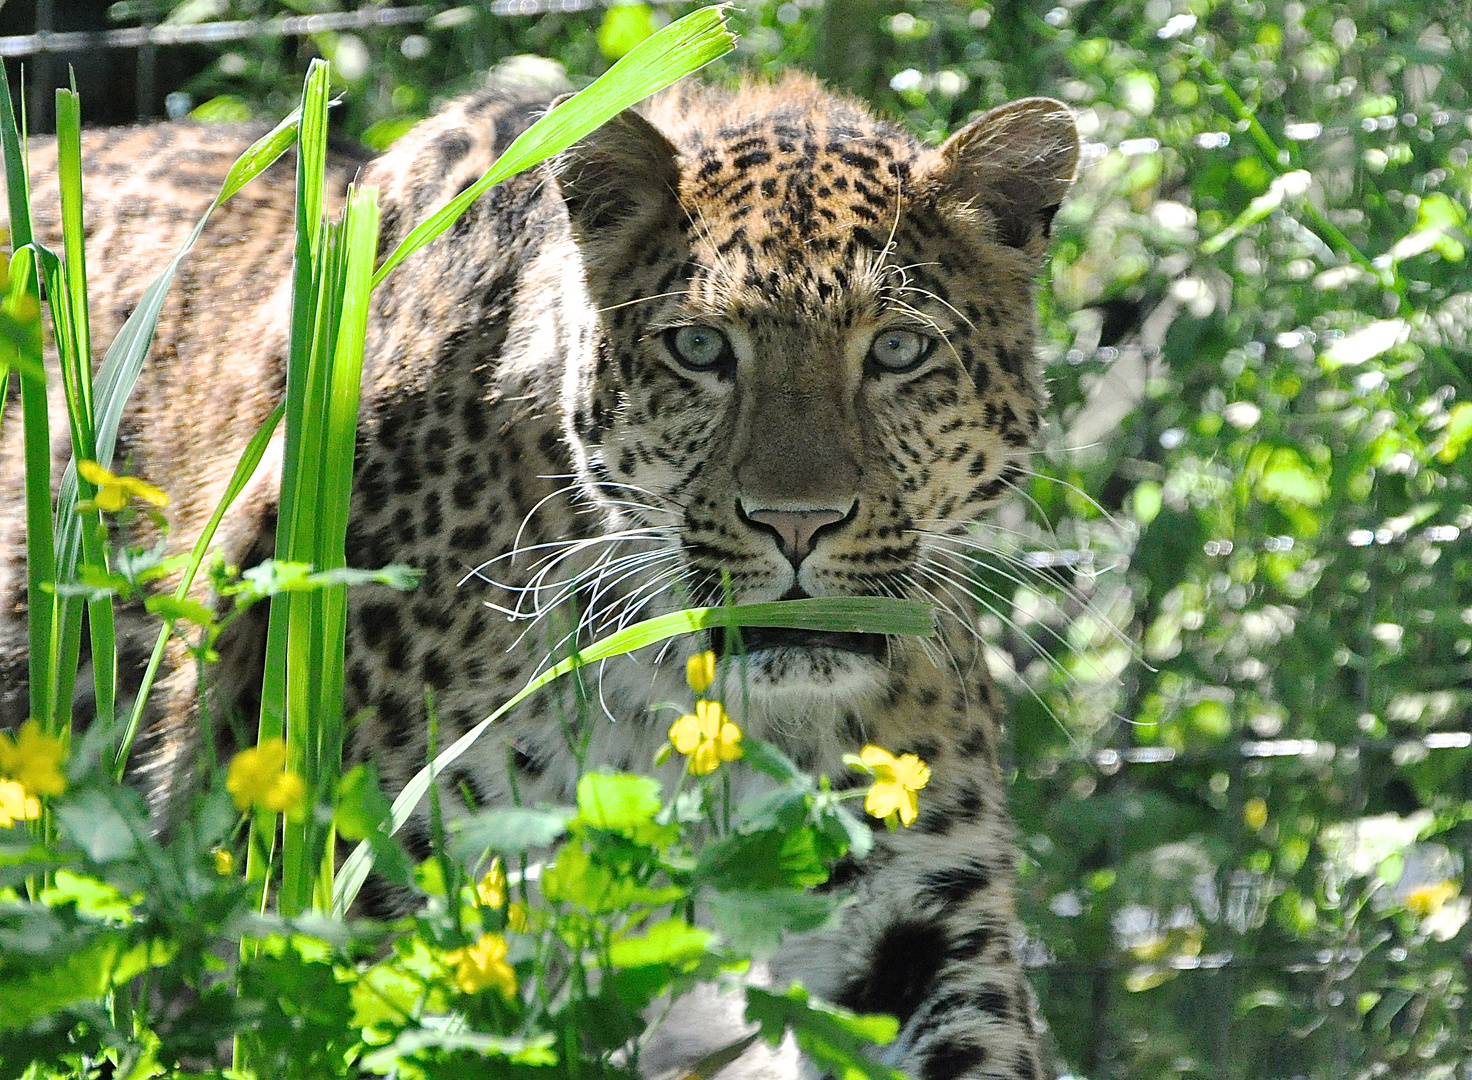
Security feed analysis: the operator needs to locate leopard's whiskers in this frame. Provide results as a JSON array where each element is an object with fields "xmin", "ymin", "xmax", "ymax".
[{"xmin": 905, "ymin": 562, "xmax": 1086, "ymax": 750}]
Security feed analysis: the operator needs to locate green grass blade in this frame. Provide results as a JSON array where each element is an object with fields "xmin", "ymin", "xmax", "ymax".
[
  {"xmin": 258, "ymin": 59, "xmax": 331, "ymax": 752},
  {"xmin": 0, "ymin": 65, "xmax": 30, "ymax": 250},
  {"xmin": 113, "ymin": 402, "xmax": 285, "ymax": 779},
  {"xmin": 13, "ymin": 283, "xmax": 53, "ymax": 726},
  {"xmin": 277, "ymin": 184, "xmax": 379, "ymax": 917},
  {"xmin": 0, "ymin": 64, "xmax": 55, "ymax": 727},
  {"xmin": 332, "ymin": 597, "xmax": 931, "ymax": 914},
  {"xmin": 52, "ymin": 87, "xmax": 116, "ymax": 730},
  {"xmin": 261, "ymin": 58, "xmax": 366, "ymax": 918},
  {"xmin": 32, "ymin": 248, "xmax": 87, "ymax": 731},
  {"xmin": 309, "ymin": 184, "xmax": 378, "ymax": 911},
  {"xmin": 370, "ymin": 6, "xmax": 734, "ymax": 287},
  {"xmin": 53, "ymin": 89, "xmax": 92, "ymax": 423}
]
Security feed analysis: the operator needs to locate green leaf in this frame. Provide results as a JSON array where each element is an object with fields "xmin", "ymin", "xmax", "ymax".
[
  {"xmin": 1254, "ymin": 446, "xmax": 1326, "ymax": 508},
  {"xmin": 608, "ymin": 917, "xmax": 712, "ymax": 968},
  {"xmin": 540, "ymin": 841, "xmax": 685, "ymax": 913},
  {"xmin": 54, "ymin": 787, "xmax": 147, "ymax": 863},
  {"xmin": 142, "ymin": 594, "xmax": 215, "ymax": 627},
  {"xmin": 448, "ymin": 806, "xmax": 575, "ymax": 861},
  {"xmin": 741, "ymin": 737, "xmax": 812, "ymax": 787},
  {"xmin": 39, "ymin": 871, "xmax": 137, "ymax": 923},
  {"xmin": 0, "ymin": 932, "xmax": 171, "ymax": 1031},
  {"xmin": 577, "ymin": 772, "xmax": 664, "ymax": 841},
  {"xmin": 745, "ymin": 985, "xmax": 904, "ymax": 1080},
  {"xmin": 696, "ymin": 825, "xmax": 831, "ymax": 890},
  {"xmin": 361, "ymin": 1030, "xmax": 557, "ymax": 1071},
  {"xmin": 333, "ymin": 762, "xmax": 393, "ymax": 841},
  {"xmin": 707, "ymin": 888, "xmax": 840, "ymax": 957}
]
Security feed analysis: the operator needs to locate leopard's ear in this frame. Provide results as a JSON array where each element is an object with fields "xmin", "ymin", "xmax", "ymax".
[
  {"xmin": 929, "ymin": 97, "xmax": 1078, "ymax": 250},
  {"xmin": 554, "ymin": 105, "xmax": 681, "ymax": 243}
]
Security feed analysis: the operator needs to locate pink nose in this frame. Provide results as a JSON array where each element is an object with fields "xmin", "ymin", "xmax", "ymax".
[{"xmin": 742, "ymin": 506, "xmax": 850, "ymax": 565}]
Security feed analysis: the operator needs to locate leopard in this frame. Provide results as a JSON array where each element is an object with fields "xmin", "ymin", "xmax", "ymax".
[{"xmin": 0, "ymin": 71, "xmax": 1078, "ymax": 1080}]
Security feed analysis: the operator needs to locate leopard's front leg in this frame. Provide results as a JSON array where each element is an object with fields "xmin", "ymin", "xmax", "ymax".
[
  {"xmin": 778, "ymin": 768, "xmax": 1045, "ymax": 1080},
  {"xmin": 771, "ymin": 652, "xmax": 1047, "ymax": 1080}
]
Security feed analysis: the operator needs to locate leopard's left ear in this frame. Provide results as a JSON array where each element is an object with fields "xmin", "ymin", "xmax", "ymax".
[
  {"xmin": 554, "ymin": 104, "xmax": 681, "ymax": 246},
  {"xmin": 930, "ymin": 97, "xmax": 1079, "ymax": 250}
]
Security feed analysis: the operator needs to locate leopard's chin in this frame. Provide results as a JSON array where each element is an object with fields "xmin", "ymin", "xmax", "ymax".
[
  {"xmin": 709, "ymin": 625, "xmax": 889, "ymax": 659},
  {"xmin": 708, "ymin": 633, "xmax": 893, "ymax": 719}
]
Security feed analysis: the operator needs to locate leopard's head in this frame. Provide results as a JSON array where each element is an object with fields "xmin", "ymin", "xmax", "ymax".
[{"xmin": 555, "ymin": 78, "xmax": 1077, "ymax": 703}]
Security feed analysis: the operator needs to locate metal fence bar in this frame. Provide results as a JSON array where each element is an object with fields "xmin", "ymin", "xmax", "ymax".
[
  {"xmin": 1055, "ymin": 732, "xmax": 1472, "ymax": 774},
  {"xmin": 0, "ymin": 5, "xmax": 435, "ymax": 58}
]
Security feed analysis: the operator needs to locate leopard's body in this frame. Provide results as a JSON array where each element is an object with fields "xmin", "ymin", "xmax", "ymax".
[{"xmin": 0, "ymin": 75, "xmax": 1077, "ymax": 1080}]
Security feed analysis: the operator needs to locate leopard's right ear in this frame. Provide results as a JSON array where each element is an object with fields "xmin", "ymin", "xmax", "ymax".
[{"xmin": 554, "ymin": 104, "xmax": 681, "ymax": 244}]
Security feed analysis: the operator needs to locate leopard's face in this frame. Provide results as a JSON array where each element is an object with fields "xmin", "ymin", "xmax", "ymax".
[{"xmin": 557, "ymin": 81, "xmax": 1077, "ymax": 703}]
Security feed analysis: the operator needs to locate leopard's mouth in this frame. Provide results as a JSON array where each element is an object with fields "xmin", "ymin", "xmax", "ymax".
[{"xmin": 710, "ymin": 626, "xmax": 889, "ymax": 658}]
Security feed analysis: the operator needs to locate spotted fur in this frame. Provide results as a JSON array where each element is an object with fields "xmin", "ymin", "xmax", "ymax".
[{"xmin": 0, "ymin": 75, "xmax": 1077, "ymax": 1079}]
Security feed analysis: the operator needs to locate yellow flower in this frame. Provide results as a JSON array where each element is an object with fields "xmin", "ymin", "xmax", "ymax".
[
  {"xmin": 445, "ymin": 933, "xmax": 517, "ymax": 997},
  {"xmin": 225, "ymin": 738, "xmax": 306, "ymax": 814},
  {"xmin": 213, "ymin": 848, "xmax": 235, "ymax": 876},
  {"xmin": 860, "ymin": 745, "xmax": 931, "ymax": 827},
  {"xmin": 1405, "ymin": 880, "xmax": 1458, "ymax": 918},
  {"xmin": 686, "ymin": 650, "xmax": 717, "ymax": 694},
  {"xmin": 0, "ymin": 780, "xmax": 40, "ymax": 827},
  {"xmin": 1243, "ymin": 797, "xmax": 1268, "ymax": 831},
  {"xmin": 77, "ymin": 459, "xmax": 169, "ymax": 513},
  {"xmin": 476, "ymin": 859, "xmax": 508, "ymax": 908},
  {"xmin": 0, "ymin": 719, "xmax": 68, "ymax": 798},
  {"xmin": 668, "ymin": 699, "xmax": 742, "ymax": 776}
]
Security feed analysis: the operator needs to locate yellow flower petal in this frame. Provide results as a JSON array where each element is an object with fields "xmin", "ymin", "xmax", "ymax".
[
  {"xmin": 695, "ymin": 699, "xmax": 726, "ymax": 738},
  {"xmin": 226, "ymin": 738, "xmax": 305, "ymax": 814},
  {"xmin": 1243, "ymin": 797, "xmax": 1268, "ymax": 831},
  {"xmin": 1, "ymin": 720, "xmax": 68, "ymax": 798},
  {"xmin": 506, "ymin": 902, "xmax": 529, "ymax": 933},
  {"xmin": 446, "ymin": 933, "xmax": 517, "ymax": 997},
  {"xmin": 477, "ymin": 859, "xmax": 507, "ymax": 908},
  {"xmin": 686, "ymin": 650, "xmax": 717, "ymax": 693},
  {"xmin": 890, "ymin": 753, "xmax": 931, "ymax": 792},
  {"xmin": 864, "ymin": 780, "xmax": 905, "ymax": 821},
  {"xmin": 261, "ymin": 771, "xmax": 306, "ymax": 814},
  {"xmin": 76, "ymin": 460, "xmax": 118, "ymax": 487},
  {"xmin": 859, "ymin": 745, "xmax": 929, "ymax": 828},
  {"xmin": 0, "ymin": 779, "xmax": 40, "ymax": 827},
  {"xmin": 1406, "ymin": 881, "xmax": 1457, "ymax": 918},
  {"xmin": 860, "ymin": 744, "xmax": 899, "ymax": 773},
  {"xmin": 76, "ymin": 459, "xmax": 169, "ymax": 512},
  {"xmin": 669, "ymin": 713, "xmax": 704, "ymax": 755},
  {"xmin": 95, "ymin": 487, "xmax": 128, "ymax": 512},
  {"xmin": 120, "ymin": 475, "xmax": 169, "ymax": 507},
  {"xmin": 668, "ymin": 700, "xmax": 742, "ymax": 775}
]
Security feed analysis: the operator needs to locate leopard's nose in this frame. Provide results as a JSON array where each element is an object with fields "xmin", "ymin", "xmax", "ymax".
[{"xmin": 738, "ymin": 501, "xmax": 855, "ymax": 566}]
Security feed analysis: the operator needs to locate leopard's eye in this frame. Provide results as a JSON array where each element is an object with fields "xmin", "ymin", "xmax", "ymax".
[
  {"xmin": 867, "ymin": 329, "xmax": 934, "ymax": 374},
  {"xmin": 665, "ymin": 325, "xmax": 733, "ymax": 373}
]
